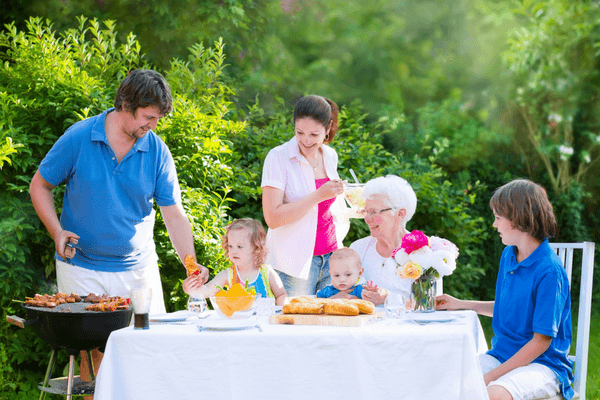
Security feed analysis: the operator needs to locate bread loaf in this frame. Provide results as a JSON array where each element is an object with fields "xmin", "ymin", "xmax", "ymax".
[
  {"xmin": 283, "ymin": 297, "xmax": 375, "ymax": 316},
  {"xmin": 323, "ymin": 300, "xmax": 359, "ymax": 316}
]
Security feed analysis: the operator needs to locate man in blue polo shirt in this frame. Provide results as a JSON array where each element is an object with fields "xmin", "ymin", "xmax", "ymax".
[{"xmin": 29, "ymin": 69, "xmax": 209, "ymax": 388}]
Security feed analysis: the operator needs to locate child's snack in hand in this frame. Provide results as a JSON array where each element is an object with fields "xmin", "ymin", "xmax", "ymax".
[
  {"xmin": 213, "ymin": 281, "xmax": 257, "ymax": 317},
  {"xmin": 184, "ymin": 254, "xmax": 200, "ymax": 276}
]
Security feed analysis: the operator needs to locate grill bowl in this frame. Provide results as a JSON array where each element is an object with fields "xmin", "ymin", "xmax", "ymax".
[{"xmin": 22, "ymin": 302, "xmax": 132, "ymax": 351}]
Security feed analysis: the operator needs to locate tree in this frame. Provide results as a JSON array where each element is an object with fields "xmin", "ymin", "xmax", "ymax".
[{"xmin": 502, "ymin": 0, "xmax": 600, "ymax": 194}]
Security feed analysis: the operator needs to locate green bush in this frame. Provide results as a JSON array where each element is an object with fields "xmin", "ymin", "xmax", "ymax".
[
  {"xmin": 389, "ymin": 97, "xmax": 510, "ymax": 174},
  {"xmin": 158, "ymin": 39, "xmax": 247, "ymax": 310},
  {"xmin": 0, "ymin": 17, "xmax": 146, "ymax": 395},
  {"xmin": 0, "ymin": 16, "xmax": 242, "ymax": 395}
]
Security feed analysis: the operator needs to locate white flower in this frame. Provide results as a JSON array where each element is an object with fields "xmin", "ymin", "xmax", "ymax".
[
  {"xmin": 548, "ymin": 113, "xmax": 563, "ymax": 123},
  {"xmin": 585, "ymin": 154, "xmax": 591, "ymax": 163},
  {"xmin": 429, "ymin": 236, "xmax": 459, "ymax": 258},
  {"xmin": 408, "ymin": 246, "xmax": 434, "ymax": 270},
  {"xmin": 559, "ymin": 145, "xmax": 574, "ymax": 155},
  {"xmin": 393, "ymin": 249, "xmax": 410, "ymax": 266},
  {"xmin": 431, "ymin": 250, "xmax": 457, "ymax": 277}
]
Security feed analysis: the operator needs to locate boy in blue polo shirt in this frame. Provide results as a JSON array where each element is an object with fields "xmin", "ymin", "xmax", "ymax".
[{"xmin": 435, "ymin": 179, "xmax": 574, "ymax": 400}]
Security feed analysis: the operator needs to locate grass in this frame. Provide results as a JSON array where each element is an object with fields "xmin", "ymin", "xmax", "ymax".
[{"xmin": 479, "ymin": 307, "xmax": 600, "ymax": 400}]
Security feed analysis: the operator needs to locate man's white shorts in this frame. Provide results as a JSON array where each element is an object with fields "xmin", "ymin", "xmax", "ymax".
[
  {"xmin": 56, "ymin": 260, "xmax": 166, "ymax": 315},
  {"xmin": 480, "ymin": 353, "xmax": 561, "ymax": 400}
]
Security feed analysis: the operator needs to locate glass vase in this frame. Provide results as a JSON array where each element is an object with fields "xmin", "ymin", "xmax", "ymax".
[{"xmin": 411, "ymin": 276, "xmax": 436, "ymax": 313}]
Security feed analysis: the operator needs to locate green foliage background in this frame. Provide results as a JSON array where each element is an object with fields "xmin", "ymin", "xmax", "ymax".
[{"xmin": 1, "ymin": 0, "xmax": 600, "ymax": 398}]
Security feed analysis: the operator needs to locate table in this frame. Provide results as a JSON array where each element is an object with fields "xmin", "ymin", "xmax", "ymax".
[{"xmin": 94, "ymin": 310, "xmax": 489, "ymax": 400}]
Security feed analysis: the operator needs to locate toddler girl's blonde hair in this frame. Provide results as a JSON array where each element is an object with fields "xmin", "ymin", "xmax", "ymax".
[{"xmin": 222, "ymin": 218, "xmax": 268, "ymax": 267}]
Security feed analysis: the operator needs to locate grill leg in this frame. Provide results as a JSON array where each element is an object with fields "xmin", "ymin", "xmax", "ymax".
[
  {"xmin": 38, "ymin": 349, "xmax": 57, "ymax": 400},
  {"xmin": 85, "ymin": 350, "xmax": 95, "ymax": 382},
  {"xmin": 66, "ymin": 354, "xmax": 75, "ymax": 400}
]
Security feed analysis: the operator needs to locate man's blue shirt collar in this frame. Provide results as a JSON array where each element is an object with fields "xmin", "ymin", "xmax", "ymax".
[{"xmin": 90, "ymin": 108, "xmax": 150, "ymax": 153}]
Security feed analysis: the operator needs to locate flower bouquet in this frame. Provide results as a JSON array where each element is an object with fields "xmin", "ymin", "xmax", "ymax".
[{"xmin": 393, "ymin": 231, "xmax": 459, "ymax": 312}]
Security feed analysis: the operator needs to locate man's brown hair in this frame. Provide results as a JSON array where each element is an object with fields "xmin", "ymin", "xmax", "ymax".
[
  {"xmin": 114, "ymin": 69, "xmax": 172, "ymax": 116},
  {"xmin": 489, "ymin": 179, "xmax": 557, "ymax": 242}
]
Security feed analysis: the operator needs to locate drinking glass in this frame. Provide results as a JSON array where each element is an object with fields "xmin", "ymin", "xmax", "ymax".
[
  {"xmin": 255, "ymin": 297, "xmax": 275, "ymax": 317},
  {"xmin": 384, "ymin": 292, "xmax": 410, "ymax": 319},
  {"xmin": 130, "ymin": 288, "xmax": 152, "ymax": 330},
  {"xmin": 187, "ymin": 296, "xmax": 207, "ymax": 316}
]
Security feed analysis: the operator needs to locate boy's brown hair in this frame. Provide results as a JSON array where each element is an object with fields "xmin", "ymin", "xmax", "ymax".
[
  {"xmin": 489, "ymin": 179, "xmax": 557, "ymax": 242},
  {"xmin": 222, "ymin": 218, "xmax": 268, "ymax": 267}
]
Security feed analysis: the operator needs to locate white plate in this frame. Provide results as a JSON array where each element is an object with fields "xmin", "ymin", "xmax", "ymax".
[
  {"xmin": 198, "ymin": 317, "xmax": 259, "ymax": 331},
  {"xmin": 407, "ymin": 312, "xmax": 457, "ymax": 323},
  {"xmin": 150, "ymin": 310, "xmax": 196, "ymax": 322}
]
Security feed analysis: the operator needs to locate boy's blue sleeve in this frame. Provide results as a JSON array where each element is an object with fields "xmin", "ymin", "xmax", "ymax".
[{"xmin": 532, "ymin": 270, "xmax": 568, "ymax": 338}]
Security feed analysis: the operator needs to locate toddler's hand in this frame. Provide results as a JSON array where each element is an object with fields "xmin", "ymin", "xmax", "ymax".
[
  {"xmin": 363, "ymin": 280, "xmax": 378, "ymax": 291},
  {"xmin": 183, "ymin": 274, "xmax": 205, "ymax": 297}
]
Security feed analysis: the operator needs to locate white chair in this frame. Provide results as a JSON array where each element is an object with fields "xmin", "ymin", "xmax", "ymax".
[{"xmin": 540, "ymin": 242, "xmax": 595, "ymax": 400}]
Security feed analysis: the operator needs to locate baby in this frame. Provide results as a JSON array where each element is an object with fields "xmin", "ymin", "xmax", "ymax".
[{"xmin": 316, "ymin": 248, "xmax": 364, "ymax": 299}]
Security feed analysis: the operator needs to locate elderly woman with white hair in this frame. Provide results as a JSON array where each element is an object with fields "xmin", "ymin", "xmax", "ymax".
[{"xmin": 349, "ymin": 175, "xmax": 418, "ymax": 305}]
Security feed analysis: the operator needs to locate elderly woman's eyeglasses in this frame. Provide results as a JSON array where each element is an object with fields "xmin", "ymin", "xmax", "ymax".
[{"xmin": 359, "ymin": 208, "xmax": 395, "ymax": 217}]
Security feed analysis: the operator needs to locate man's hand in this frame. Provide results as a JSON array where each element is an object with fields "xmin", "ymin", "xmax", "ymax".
[{"xmin": 55, "ymin": 230, "xmax": 80, "ymax": 261}]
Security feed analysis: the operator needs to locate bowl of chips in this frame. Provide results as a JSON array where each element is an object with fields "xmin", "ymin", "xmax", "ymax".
[{"xmin": 209, "ymin": 283, "xmax": 259, "ymax": 319}]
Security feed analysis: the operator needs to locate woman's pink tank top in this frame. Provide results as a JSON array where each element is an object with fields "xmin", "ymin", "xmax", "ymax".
[{"xmin": 314, "ymin": 178, "xmax": 338, "ymax": 256}]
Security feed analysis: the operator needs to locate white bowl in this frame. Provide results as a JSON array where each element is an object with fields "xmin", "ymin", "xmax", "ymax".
[{"xmin": 209, "ymin": 295, "xmax": 259, "ymax": 319}]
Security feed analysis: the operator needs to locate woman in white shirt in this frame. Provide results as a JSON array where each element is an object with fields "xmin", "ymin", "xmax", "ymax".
[
  {"xmin": 350, "ymin": 175, "xmax": 418, "ymax": 305},
  {"xmin": 261, "ymin": 95, "xmax": 351, "ymax": 296}
]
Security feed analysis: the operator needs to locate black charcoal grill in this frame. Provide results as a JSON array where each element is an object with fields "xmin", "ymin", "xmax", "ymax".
[{"xmin": 7, "ymin": 300, "xmax": 132, "ymax": 399}]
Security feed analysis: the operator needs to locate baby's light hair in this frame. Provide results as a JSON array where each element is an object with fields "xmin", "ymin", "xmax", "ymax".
[
  {"xmin": 222, "ymin": 218, "xmax": 268, "ymax": 267},
  {"xmin": 329, "ymin": 248, "xmax": 361, "ymax": 272}
]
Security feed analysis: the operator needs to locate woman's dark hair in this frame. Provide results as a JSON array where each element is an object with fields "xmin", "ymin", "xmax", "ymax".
[
  {"xmin": 489, "ymin": 179, "xmax": 557, "ymax": 242},
  {"xmin": 293, "ymin": 95, "xmax": 339, "ymax": 144},
  {"xmin": 114, "ymin": 69, "xmax": 173, "ymax": 116}
]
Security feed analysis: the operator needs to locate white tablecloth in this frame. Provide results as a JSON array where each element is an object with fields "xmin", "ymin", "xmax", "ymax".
[{"xmin": 95, "ymin": 310, "xmax": 489, "ymax": 400}]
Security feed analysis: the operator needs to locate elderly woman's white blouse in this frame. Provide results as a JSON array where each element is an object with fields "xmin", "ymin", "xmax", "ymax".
[{"xmin": 350, "ymin": 236, "xmax": 411, "ymax": 298}]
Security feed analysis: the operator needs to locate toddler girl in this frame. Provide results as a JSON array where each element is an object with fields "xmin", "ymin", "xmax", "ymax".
[{"xmin": 183, "ymin": 218, "xmax": 287, "ymax": 305}]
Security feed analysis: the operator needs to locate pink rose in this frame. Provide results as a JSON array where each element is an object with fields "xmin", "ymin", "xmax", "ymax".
[{"xmin": 400, "ymin": 230, "xmax": 429, "ymax": 254}]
